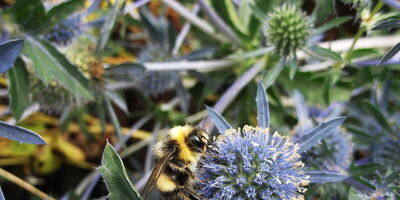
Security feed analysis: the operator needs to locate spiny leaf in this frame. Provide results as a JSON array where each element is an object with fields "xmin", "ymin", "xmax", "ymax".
[
  {"xmin": 0, "ymin": 39, "xmax": 24, "ymax": 73},
  {"xmin": 206, "ymin": 106, "xmax": 232, "ymax": 133},
  {"xmin": 98, "ymin": 142, "xmax": 142, "ymax": 200},
  {"xmin": 314, "ymin": 16, "xmax": 352, "ymax": 35},
  {"xmin": 295, "ymin": 117, "xmax": 346, "ymax": 153},
  {"xmin": 307, "ymin": 171, "xmax": 348, "ymax": 183},
  {"xmin": 377, "ymin": 42, "xmax": 400, "ymax": 66},
  {"xmin": 23, "ymin": 36, "xmax": 93, "ymax": 100},
  {"xmin": 256, "ymin": 83, "xmax": 270, "ymax": 128},
  {"xmin": 0, "ymin": 120, "xmax": 46, "ymax": 145},
  {"xmin": 7, "ymin": 58, "xmax": 30, "ymax": 121}
]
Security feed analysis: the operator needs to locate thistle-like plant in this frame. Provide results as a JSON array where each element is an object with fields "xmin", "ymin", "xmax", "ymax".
[
  {"xmin": 267, "ymin": 4, "xmax": 311, "ymax": 59},
  {"xmin": 292, "ymin": 91, "xmax": 353, "ymax": 172},
  {"xmin": 196, "ymin": 83, "xmax": 347, "ymax": 200}
]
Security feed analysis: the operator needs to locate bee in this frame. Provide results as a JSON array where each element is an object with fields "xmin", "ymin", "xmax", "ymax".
[{"xmin": 142, "ymin": 125, "xmax": 211, "ymax": 200}]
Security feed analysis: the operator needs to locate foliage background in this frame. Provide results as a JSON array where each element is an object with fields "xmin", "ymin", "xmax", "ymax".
[{"xmin": 0, "ymin": 0, "xmax": 399, "ymax": 199}]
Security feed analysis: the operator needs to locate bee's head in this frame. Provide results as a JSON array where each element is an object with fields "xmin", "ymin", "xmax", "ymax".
[{"xmin": 187, "ymin": 128, "xmax": 209, "ymax": 153}]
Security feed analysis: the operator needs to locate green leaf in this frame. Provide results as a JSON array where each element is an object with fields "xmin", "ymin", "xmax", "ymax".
[
  {"xmin": 0, "ymin": 120, "xmax": 46, "ymax": 145},
  {"xmin": 0, "ymin": 39, "xmax": 24, "ymax": 73},
  {"xmin": 377, "ymin": 42, "xmax": 400, "ymax": 66},
  {"xmin": 224, "ymin": 0, "xmax": 246, "ymax": 35},
  {"xmin": 98, "ymin": 142, "xmax": 142, "ymax": 200},
  {"xmin": 310, "ymin": 45, "xmax": 342, "ymax": 61},
  {"xmin": 227, "ymin": 47, "xmax": 272, "ymax": 59},
  {"xmin": 312, "ymin": 0, "xmax": 335, "ymax": 24},
  {"xmin": 97, "ymin": 0, "xmax": 121, "ymax": 54},
  {"xmin": 7, "ymin": 58, "xmax": 30, "ymax": 121},
  {"xmin": 346, "ymin": 48, "xmax": 379, "ymax": 60},
  {"xmin": 37, "ymin": 0, "xmax": 85, "ymax": 34},
  {"xmin": 361, "ymin": 100, "xmax": 391, "ymax": 133},
  {"xmin": 7, "ymin": 0, "xmax": 46, "ymax": 33},
  {"xmin": 314, "ymin": 16, "xmax": 352, "ymax": 35},
  {"xmin": 349, "ymin": 163, "xmax": 381, "ymax": 177},
  {"xmin": 263, "ymin": 59, "xmax": 285, "ymax": 89},
  {"xmin": 23, "ymin": 36, "xmax": 93, "ymax": 100}
]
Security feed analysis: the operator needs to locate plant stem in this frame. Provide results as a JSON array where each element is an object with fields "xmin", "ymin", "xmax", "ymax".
[
  {"xmin": 344, "ymin": 1, "xmax": 384, "ymax": 61},
  {"xmin": 0, "ymin": 168, "xmax": 56, "ymax": 200}
]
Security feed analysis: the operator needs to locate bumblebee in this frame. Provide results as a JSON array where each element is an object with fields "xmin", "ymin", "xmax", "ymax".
[{"xmin": 142, "ymin": 125, "xmax": 210, "ymax": 200}]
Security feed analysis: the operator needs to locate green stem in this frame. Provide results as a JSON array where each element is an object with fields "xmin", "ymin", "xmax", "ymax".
[{"xmin": 343, "ymin": 1, "xmax": 384, "ymax": 61}]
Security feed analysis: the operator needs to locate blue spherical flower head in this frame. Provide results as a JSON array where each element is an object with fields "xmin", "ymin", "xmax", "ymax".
[
  {"xmin": 44, "ymin": 14, "xmax": 83, "ymax": 46},
  {"xmin": 197, "ymin": 125, "xmax": 310, "ymax": 200}
]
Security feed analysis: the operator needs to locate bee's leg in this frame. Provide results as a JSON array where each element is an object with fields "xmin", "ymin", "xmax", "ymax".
[
  {"xmin": 184, "ymin": 167, "xmax": 195, "ymax": 179},
  {"xmin": 181, "ymin": 186, "xmax": 202, "ymax": 200}
]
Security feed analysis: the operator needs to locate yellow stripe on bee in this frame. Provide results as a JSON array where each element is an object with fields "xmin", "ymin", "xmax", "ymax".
[
  {"xmin": 169, "ymin": 125, "xmax": 197, "ymax": 163},
  {"xmin": 157, "ymin": 174, "xmax": 177, "ymax": 192}
]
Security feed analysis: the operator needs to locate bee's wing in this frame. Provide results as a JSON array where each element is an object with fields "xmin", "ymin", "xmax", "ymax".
[{"xmin": 142, "ymin": 150, "xmax": 175, "ymax": 199}]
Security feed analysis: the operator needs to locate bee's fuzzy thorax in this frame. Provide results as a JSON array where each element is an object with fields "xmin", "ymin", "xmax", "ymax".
[{"xmin": 169, "ymin": 125, "xmax": 198, "ymax": 163}]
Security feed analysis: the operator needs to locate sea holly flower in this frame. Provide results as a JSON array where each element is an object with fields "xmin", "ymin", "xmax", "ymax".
[
  {"xmin": 196, "ymin": 83, "xmax": 347, "ymax": 200},
  {"xmin": 292, "ymin": 90, "xmax": 353, "ymax": 172}
]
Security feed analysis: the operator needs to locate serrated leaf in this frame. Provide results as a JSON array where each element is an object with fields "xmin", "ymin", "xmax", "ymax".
[
  {"xmin": 37, "ymin": 0, "xmax": 85, "ymax": 34},
  {"xmin": 361, "ymin": 100, "xmax": 391, "ymax": 133},
  {"xmin": 98, "ymin": 142, "xmax": 142, "ymax": 200},
  {"xmin": 206, "ymin": 106, "xmax": 232, "ymax": 133},
  {"xmin": 256, "ymin": 83, "xmax": 269, "ymax": 128},
  {"xmin": 295, "ymin": 117, "xmax": 346, "ymax": 153},
  {"xmin": 307, "ymin": 171, "xmax": 348, "ymax": 183},
  {"xmin": 372, "ymin": 18, "xmax": 400, "ymax": 30},
  {"xmin": 97, "ymin": 0, "xmax": 120, "ymax": 54},
  {"xmin": 377, "ymin": 42, "xmax": 400, "ymax": 66},
  {"xmin": 23, "ymin": 36, "xmax": 93, "ymax": 99},
  {"xmin": 7, "ymin": 58, "xmax": 30, "ymax": 121},
  {"xmin": 0, "ymin": 120, "xmax": 46, "ymax": 145},
  {"xmin": 310, "ymin": 45, "xmax": 342, "ymax": 61},
  {"xmin": 314, "ymin": 16, "xmax": 352, "ymax": 35},
  {"xmin": 0, "ymin": 39, "xmax": 24, "ymax": 73}
]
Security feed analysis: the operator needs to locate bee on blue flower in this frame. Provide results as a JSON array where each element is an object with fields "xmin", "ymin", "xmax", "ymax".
[{"xmin": 196, "ymin": 83, "xmax": 347, "ymax": 200}]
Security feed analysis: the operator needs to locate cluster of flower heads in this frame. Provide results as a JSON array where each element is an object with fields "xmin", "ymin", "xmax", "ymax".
[
  {"xmin": 44, "ymin": 14, "xmax": 84, "ymax": 46},
  {"xmin": 196, "ymin": 83, "xmax": 346, "ymax": 200},
  {"xmin": 266, "ymin": 4, "xmax": 311, "ymax": 58}
]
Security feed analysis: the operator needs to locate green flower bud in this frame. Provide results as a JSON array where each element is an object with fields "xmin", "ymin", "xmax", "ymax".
[{"xmin": 267, "ymin": 4, "xmax": 311, "ymax": 57}]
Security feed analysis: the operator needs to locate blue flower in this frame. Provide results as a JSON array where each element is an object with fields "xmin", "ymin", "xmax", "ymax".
[
  {"xmin": 44, "ymin": 14, "xmax": 83, "ymax": 46},
  {"xmin": 292, "ymin": 92, "xmax": 353, "ymax": 171},
  {"xmin": 197, "ymin": 83, "xmax": 347, "ymax": 200}
]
